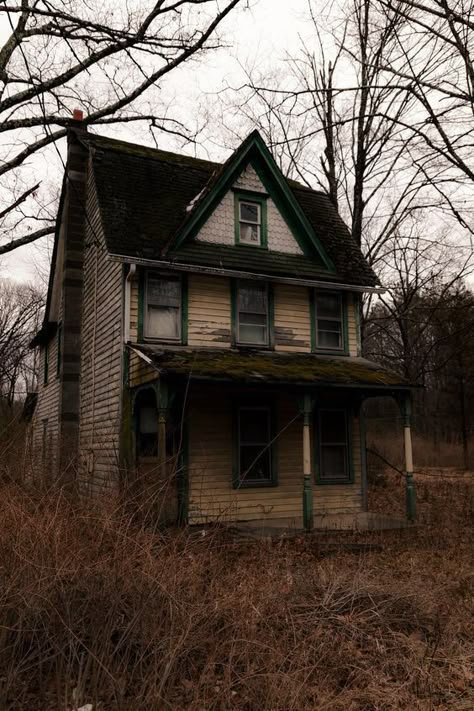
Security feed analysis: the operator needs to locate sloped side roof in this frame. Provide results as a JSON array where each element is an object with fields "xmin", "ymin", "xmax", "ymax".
[
  {"xmin": 132, "ymin": 346, "xmax": 411, "ymax": 389},
  {"xmin": 86, "ymin": 133, "xmax": 378, "ymax": 287}
]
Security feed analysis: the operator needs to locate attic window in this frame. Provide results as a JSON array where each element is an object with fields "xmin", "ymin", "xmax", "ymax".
[{"xmin": 234, "ymin": 192, "xmax": 267, "ymax": 247}]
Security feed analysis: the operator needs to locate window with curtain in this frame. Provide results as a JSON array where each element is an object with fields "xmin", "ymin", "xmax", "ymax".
[
  {"xmin": 145, "ymin": 274, "xmax": 181, "ymax": 341},
  {"xmin": 236, "ymin": 281, "xmax": 269, "ymax": 346}
]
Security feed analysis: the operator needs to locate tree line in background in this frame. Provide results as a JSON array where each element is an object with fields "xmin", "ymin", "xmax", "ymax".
[{"xmin": 0, "ymin": 0, "xmax": 473, "ymax": 464}]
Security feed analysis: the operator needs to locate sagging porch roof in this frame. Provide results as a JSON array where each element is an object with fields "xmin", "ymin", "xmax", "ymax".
[{"xmin": 130, "ymin": 346, "xmax": 413, "ymax": 390}]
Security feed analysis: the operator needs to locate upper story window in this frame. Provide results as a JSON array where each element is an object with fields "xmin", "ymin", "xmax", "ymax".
[
  {"xmin": 145, "ymin": 273, "xmax": 182, "ymax": 341},
  {"xmin": 236, "ymin": 281, "xmax": 269, "ymax": 346},
  {"xmin": 234, "ymin": 191, "xmax": 267, "ymax": 248},
  {"xmin": 239, "ymin": 201, "xmax": 261, "ymax": 244},
  {"xmin": 313, "ymin": 291, "xmax": 345, "ymax": 352}
]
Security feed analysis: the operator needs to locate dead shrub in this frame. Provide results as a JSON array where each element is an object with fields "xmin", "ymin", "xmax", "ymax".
[{"xmin": 0, "ymin": 478, "xmax": 472, "ymax": 709}]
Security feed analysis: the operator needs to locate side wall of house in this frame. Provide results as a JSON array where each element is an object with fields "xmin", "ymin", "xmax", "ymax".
[
  {"xmin": 31, "ymin": 313, "xmax": 62, "ymax": 475},
  {"xmin": 129, "ymin": 272, "xmax": 360, "ymax": 357},
  {"xmin": 31, "ymin": 209, "xmax": 67, "ymax": 475},
  {"xmin": 78, "ymin": 172, "xmax": 124, "ymax": 489},
  {"xmin": 187, "ymin": 386, "xmax": 363, "ymax": 526}
]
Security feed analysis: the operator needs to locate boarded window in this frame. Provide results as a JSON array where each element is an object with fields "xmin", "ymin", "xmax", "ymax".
[{"xmin": 145, "ymin": 274, "xmax": 181, "ymax": 341}]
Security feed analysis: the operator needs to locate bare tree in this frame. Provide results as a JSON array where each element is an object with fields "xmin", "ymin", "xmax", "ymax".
[
  {"xmin": 0, "ymin": 280, "xmax": 44, "ymax": 407},
  {"xmin": 375, "ymin": 0, "xmax": 474, "ymax": 234},
  {"xmin": 0, "ymin": 0, "xmax": 241, "ymax": 257}
]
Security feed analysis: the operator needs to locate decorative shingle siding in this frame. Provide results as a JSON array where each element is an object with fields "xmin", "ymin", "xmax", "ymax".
[
  {"xmin": 87, "ymin": 133, "xmax": 378, "ymax": 287},
  {"xmin": 78, "ymin": 173, "xmax": 123, "ymax": 490},
  {"xmin": 196, "ymin": 165, "xmax": 304, "ymax": 255}
]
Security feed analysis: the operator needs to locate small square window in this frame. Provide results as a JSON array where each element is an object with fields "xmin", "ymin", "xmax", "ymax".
[
  {"xmin": 236, "ymin": 281, "xmax": 269, "ymax": 346},
  {"xmin": 314, "ymin": 292, "xmax": 344, "ymax": 351},
  {"xmin": 145, "ymin": 274, "xmax": 182, "ymax": 341}
]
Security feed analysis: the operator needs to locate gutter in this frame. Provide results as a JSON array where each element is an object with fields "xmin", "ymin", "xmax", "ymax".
[
  {"xmin": 108, "ymin": 253, "xmax": 385, "ymax": 295},
  {"xmin": 124, "ymin": 263, "xmax": 136, "ymax": 343}
]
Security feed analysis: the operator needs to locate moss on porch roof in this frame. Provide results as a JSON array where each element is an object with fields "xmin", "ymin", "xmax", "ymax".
[{"xmin": 134, "ymin": 347, "xmax": 410, "ymax": 389}]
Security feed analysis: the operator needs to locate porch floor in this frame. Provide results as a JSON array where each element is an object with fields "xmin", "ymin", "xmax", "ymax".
[{"xmin": 227, "ymin": 511, "xmax": 413, "ymax": 539}]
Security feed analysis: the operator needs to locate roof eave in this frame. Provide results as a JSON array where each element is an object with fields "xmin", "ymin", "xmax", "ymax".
[{"xmin": 107, "ymin": 253, "xmax": 384, "ymax": 293}]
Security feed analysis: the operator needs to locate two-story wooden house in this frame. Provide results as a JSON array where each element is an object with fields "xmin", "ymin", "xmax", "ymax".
[{"xmin": 30, "ymin": 121, "xmax": 416, "ymax": 530}]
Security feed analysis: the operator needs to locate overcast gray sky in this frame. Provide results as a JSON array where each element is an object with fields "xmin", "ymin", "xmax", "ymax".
[{"xmin": 1, "ymin": 0, "xmax": 316, "ymax": 285}]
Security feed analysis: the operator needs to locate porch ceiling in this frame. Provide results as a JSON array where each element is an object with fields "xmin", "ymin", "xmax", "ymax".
[{"xmin": 131, "ymin": 345, "xmax": 413, "ymax": 390}]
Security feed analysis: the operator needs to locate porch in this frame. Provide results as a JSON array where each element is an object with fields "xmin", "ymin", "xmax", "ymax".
[{"xmin": 125, "ymin": 346, "xmax": 417, "ymax": 530}]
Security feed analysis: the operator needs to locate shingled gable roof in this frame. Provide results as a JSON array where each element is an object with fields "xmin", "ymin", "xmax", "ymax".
[{"xmin": 85, "ymin": 131, "xmax": 378, "ymax": 287}]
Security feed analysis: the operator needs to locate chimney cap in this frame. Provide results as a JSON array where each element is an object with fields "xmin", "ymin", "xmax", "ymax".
[{"xmin": 72, "ymin": 108, "xmax": 84, "ymax": 121}]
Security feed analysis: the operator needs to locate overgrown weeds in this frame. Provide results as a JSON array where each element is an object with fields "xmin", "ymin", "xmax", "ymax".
[{"xmin": 0, "ymin": 476, "xmax": 472, "ymax": 710}]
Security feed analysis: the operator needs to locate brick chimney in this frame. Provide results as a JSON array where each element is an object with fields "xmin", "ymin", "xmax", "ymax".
[{"xmin": 58, "ymin": 113, "xmax": 88, "ymax": 478}]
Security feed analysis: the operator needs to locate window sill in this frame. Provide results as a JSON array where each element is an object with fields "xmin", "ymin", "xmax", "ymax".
[
  {"xmin": 313, "ymin": 348, "xmax": 349, "ymax": 357},
  {"xmin": 142, "ymin": 336, "xmax": 183, "ymax": 345},
  {"xmin": 315, "ymin": 477, "xmax": 354, "ymax": 486},
  {"xmin": 234, "ymin": 241, "xmax": 268, "ymax": 250},
  {"xmin": 232, "ymin": 479, "xmax": 278, "ymax": 489}
]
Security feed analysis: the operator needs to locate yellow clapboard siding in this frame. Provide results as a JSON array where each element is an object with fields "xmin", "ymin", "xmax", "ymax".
[
  {"xmin": 274, "ymin": 283, "xmax": 311, "ymax": 352},
  {"xmin": 188, "ymin": 387, "xmax": 363, "ymax": 524}
]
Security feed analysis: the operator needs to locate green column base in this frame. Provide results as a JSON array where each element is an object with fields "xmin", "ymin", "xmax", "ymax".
[
  {"xmin": 406, "ymin": 473, "xmax": 416, "ymax": 522},
  {"xmin": 303, "ymin": 474, "xmax": 313, "ymax": 531}
]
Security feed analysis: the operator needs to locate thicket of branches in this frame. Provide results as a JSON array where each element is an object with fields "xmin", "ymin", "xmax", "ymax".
[
  {"xmin": 0, "ymin": 0, "xmax": 241, "ymax": 256},
  {"xmin": 0, "ymin": 279, "xmax": 43, "ymax": 410}
]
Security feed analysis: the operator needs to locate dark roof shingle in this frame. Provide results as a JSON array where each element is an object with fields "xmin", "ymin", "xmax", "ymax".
[{"xmin": 86, "ymin": 133, "xmax": 378, "ymax": 287}]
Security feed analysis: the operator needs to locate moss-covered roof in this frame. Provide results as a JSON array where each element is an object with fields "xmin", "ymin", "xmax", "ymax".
[
  {"xmin": 85, "ymin": 132, "xmax": 378, "ymax": 287},
  {"xmin": 133, "ymin": 346, "xmax": 411, "ymax": 389}
]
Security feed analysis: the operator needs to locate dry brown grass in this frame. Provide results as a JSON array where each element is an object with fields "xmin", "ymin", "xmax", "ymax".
[{"xmin": 0, "ymin": 472, "xmax": 472, "ymax": 710}]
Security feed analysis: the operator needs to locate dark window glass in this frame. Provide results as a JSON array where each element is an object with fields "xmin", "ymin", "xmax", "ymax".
[
  {"xmin": 238, "ymin": 407, "xmax": 272, "ymax": 484},
  {"xmin": 237, "ymin": 282, "xmax": 268, "ymax": 346},
  {"xmin": 315, "ymin": 292, "xmax": 343, "ymax": 350},
  {"xmin": 319, "ymin": 410, "xmax": 350, "ymax": 482}
]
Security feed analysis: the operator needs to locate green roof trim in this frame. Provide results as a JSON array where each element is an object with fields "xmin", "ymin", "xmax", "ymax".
[
  {"xmin": 85, "ymin": 130, "xmax": 378, "ymax": 287},
  {"xmin": 131, "ymin": 346, "xmax": 413, "ymax": 389},
  {"xmin": 170, "ymin": 131, "xmax": 335, "ymax": 271}
]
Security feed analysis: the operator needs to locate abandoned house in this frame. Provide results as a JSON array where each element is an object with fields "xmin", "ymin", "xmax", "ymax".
[{"xmin": 30, "ymin": 120, "xmax": 416, "ymax": 530}]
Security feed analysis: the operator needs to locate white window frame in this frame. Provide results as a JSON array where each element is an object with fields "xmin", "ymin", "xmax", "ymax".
[
  {"xmin": 144, "ymin": 272, "xmax": 182, "ymax": 342},
  {"xmin": 236, "ymin": 281, "xmax": 269, "ymax": 347},
  {"xmin": 314, "ymin": 291, "xmax": 344, "ymax": 351},
  {"xmin": 239, "ymin": 200, "xmax": 262, "ymax": 245}
]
